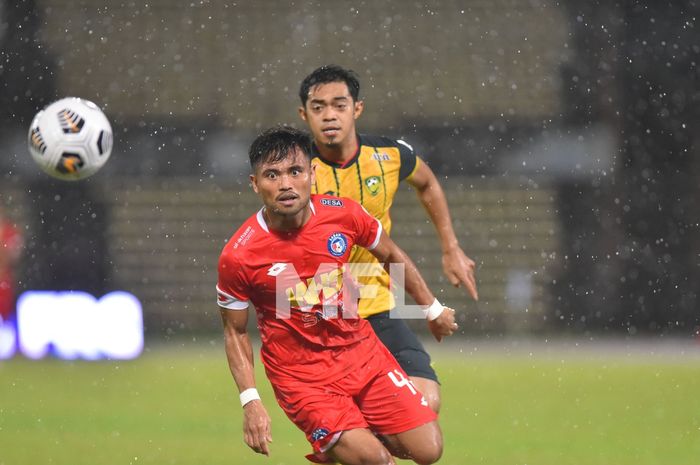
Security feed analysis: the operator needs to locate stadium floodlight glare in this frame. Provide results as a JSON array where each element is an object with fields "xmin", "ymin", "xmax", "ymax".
[{"xmin": 17, "ymin": 290, "xmax": 143, "ymax": 360}]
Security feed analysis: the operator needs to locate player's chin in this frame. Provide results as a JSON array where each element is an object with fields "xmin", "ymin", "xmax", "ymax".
[
  {"xmin": 275, "ymin": 200, "xmax": 305, "ymax": 215},
  {"xmin": 321, "ymin": 135, "xmax": 341, "ymax": 147}
]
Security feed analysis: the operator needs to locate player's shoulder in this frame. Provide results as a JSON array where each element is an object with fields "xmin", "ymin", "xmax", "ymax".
[
  {"xmin": 220, "ymin": 212, "xmax": 263, "ymax": 262},
  {"xmin": 359, "ymin": 133, "xmax": 415, "ymax": 154}
]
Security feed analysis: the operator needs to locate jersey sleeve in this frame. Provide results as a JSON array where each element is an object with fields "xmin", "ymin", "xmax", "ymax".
[
  {"xmin": 216, "ymin": 253, "xmax": 250, "ymax": 310},
  {"xmin": 351, "ymin": 202, "xmax": 383, "ymax": 250},
  {"xmin": 397, "ymin": 139, "xmax": 419, "ymax": 181}
]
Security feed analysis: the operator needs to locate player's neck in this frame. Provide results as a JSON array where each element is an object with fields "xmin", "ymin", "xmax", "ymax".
[
  {"xmin": 315, "ymin": 133, "xmax": 358, "ymax": 166},
  {"xmin": 263, "ymin": 205, "xmax": 312, "ymax": 232}
]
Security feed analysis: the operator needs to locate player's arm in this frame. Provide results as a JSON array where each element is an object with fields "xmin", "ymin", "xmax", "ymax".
[
  {"xmin": 0, "ymin": 227, "xmax": 22, "ymax": 268},
  {"xmin": 369, "ymin": 232, "xmax": 458, "ymax": 342},
  {"xmin": 406, "ymin": 160, "xmax": 479, "ymax": 301},
  {"xmin": 0, "ymin": 247, "xmax": 7, "ymax": 269},
  {"xmin": 220, "ymin": 307, "xmax": 273, "ymax": 456}
]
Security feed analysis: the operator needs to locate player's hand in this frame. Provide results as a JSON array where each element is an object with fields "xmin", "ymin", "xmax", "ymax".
[
  {"xmin": 442, "ymin": 247, "xmax": 479, "ymax": 301},
  {"xmin": 242, "ymin": 400, "xmax": 273, "ymax": 456},
  {"xmin": 427, "ymin": 306, "xmax": 458, "ymax": 342}
]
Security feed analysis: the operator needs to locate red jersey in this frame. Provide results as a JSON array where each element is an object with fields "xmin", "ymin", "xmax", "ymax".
[
  {"xmin": 0, "ymin": 219, "xmax": 22, "ymax": 320},
  {"xmin": 217, "ymin": 194, "xmax": 383, "ymax": 384}
]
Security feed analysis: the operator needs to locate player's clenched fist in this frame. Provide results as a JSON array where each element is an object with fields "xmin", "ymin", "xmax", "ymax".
[
  {"xmin": 428, "ymin": 307, "xmax": 458, "ymax": 342},
  {"xmin": 243, "ymin": 400, "xmax": 273, "ymax": 456}
]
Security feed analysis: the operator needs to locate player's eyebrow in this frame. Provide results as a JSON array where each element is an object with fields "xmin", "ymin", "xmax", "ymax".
[{"xmin": 309, "ymin": 95, "xmax": 350, "ymax": 104}]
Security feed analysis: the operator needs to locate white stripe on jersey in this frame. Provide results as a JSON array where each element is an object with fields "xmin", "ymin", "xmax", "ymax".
[
  {"xmin": 367, "ymin": 219, "xmax": 383, "ymax": 250},
  {"xmin": 216, "ymin": 285, "xmax": 249, "ymax": 310},
  {"xmin": 396, "ymin": 139, "xmax": 414, "ymax": 151}
]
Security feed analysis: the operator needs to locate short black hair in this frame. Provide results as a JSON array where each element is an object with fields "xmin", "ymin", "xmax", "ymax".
[
  {"xmin": 248, "ymin": 125, "xmax": 312, "ymax": 170},
  {"xmin": 299, "ymin": 65, "xmax": 360, "ymax": 107}
]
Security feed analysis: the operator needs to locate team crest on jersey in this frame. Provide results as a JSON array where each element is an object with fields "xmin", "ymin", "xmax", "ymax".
[
  {"xmin": 311, "ymin": 427, "xmax": 330, "ymax": 441},
  {"xmin": 327, "ymin": 232, "xmax": 348, "ymax": 257},
  {"xmin": 320, "ymin": 198, "xmax": 344, "ymax": 207},
  {"xmin": 364, "ymin": 176, "xmax": 381, "ymax": 196}
]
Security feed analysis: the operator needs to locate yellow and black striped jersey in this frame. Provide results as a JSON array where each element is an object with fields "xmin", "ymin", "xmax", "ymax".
[{"xmin": 311, "ymin": 134, "xmax": 421, "ymax": 317}]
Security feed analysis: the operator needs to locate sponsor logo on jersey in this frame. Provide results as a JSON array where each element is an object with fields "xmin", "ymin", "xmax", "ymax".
[
  {"xmin": 327, "ymin": 233, "xmax": 348, "ymax": 257},
  {"xmin": 267, "ymin": 263, "xmax": 287, "ymax": 276},
  {"xmin": 364, "ymin": 176, "xmax": 381, "ymax": 196},
  {"xmin": 232, "ymin": 226, "xmax": 254, "ymax": 249},
  {"xmin": 320, "ymin": 198, "xmax": 344, "ymax": 207},
  {"xmin": 372, "ymin": 152, "xmax": 390, "ymax": 161}
]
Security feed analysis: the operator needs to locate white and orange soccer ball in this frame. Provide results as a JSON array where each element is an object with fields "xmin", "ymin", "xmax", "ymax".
[{"xmin": 28, "ymin": 97, "xmax": 113, "ymax": 181}]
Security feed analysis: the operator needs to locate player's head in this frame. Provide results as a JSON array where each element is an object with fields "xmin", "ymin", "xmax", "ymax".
[
  {"xmin": 298, "ymin": 65, "xmax": 364, "ymax": 149},
  {"xmin": 249, "ymin": 126, "xmax": 315, "ymax": 220},
  {"xmin": 299, "ymin": 65, "xmax": 360, "ymax": 106},
  {"xmin": 248, "ymin": 125, "xmax": 312, "ymax": 170}
]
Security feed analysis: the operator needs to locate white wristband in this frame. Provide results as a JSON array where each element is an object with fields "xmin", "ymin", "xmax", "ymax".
[
  {"xmin": 239, "ymin": 388, "xmax": 261, "ymax": 407},
  {"xmin": 423, "ymin": 298, "xmax": 445, "ymax": 321}
]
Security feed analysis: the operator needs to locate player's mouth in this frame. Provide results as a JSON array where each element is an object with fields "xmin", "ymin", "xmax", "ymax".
[
  {"xmin": 321, "ymin": 126, "xmax": 341, "ymax": 138},
  {"xmin": 276, "ymin": 193, "xmax": 298, "ymax": 207}
]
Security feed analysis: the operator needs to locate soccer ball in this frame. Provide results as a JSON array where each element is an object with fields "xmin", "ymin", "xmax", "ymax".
[{"xmin": 28, "ymin": 97, "xmax": 113, "ymax": 181}]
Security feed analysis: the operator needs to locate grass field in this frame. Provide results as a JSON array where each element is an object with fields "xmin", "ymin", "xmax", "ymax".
[{"xmin": 1, "ymin": 338, "xmax": 700, "ymax": 465}]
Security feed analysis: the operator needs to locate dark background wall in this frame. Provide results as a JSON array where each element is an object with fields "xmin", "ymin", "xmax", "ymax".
[{"xmin": 1, "ymin": 0, "xmax": 698, "ymax": 335}]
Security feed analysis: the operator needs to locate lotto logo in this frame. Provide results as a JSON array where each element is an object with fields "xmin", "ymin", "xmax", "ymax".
[{"xmin": 267, "ymin": 263, "xmax": 287, "ymax": 276}]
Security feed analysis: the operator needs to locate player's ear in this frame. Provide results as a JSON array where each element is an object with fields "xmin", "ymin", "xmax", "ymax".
[
  {"xmin": 353, "ymin": 99, "xmax": 364, "ymax": 119},
  {"xmin": 310, "ymin": 161, "xmax": 316, "ymax": 185},
  {"xmin": 250, "ymin": 174, "xmax": 259, "ymax": 194},
  {"xmin": 298, "ymin": 106, "xmax": 307, "ymax": 122}
]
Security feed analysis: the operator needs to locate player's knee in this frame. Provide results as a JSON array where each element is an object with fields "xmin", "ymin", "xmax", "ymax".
[
  {"xmin": 332, "ymin": 444, "xmax": 394, "ymax": 465},
  {"xmin": 410, "ymin": 440, "xmax": 443, "ymax": 465},
  {"xmin": 410, "ymin": 423, "xmax": 443, "ymax": 465},
  {"xmin": 359, "ymin": 447, "xmax": 394, "ymax": 465}
]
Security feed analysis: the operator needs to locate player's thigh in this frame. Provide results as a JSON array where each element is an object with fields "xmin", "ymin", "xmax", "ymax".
[
  {"xmin": 410, "ymin": 376, "xmax": 441, "ymax": 413},
  {"xmin": 356, "ymin": 344, "xmax": 436, "ymax": 437},
  {"xmin": 381, "ymin": 420, "xmax": 443, "ymax": 465},
  {"xmin": 328, "ymin": 428, "xmax": 395, "ymax": 465},
  {"xmin": 367, "ymin": 313, "xmax": 439, "ymax": 383},
  {"xmin": 272, "ymin": 381, "xmax": 367, "ymax": 454}
]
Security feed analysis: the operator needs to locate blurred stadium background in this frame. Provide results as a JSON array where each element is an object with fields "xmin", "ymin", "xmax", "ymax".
[{"xmin": 1, "ymin": 1, "xmax": 699, "ymax": 464}]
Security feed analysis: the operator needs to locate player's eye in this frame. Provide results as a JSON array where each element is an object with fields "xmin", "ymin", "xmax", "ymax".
[
  {"xmin": 291, "ymin": 168, "xmax": 301, "ymax": 176},
  {"xmin": 266, "ymin": 172, "xmax": 277, "ymax": 179},
  {"xmin": 311, "ymin": 104, "xmax": 322, "ymax": 111},
  {"xmin": 336, "ymin": 103, "xmax": 347, "ymax": 110}
]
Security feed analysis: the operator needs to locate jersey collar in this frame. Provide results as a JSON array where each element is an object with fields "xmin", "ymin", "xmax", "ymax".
[
  {"xmin": 256, "ymin": 208, "xmax": 269, "ymax": 232},
  {"xmin": 311, "ymin": 134, "xmax": 362, "ymax": 169}
]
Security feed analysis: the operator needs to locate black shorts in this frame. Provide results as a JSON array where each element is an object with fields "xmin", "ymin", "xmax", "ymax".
[{"xmin": 366, "ymin": 312, "xmax": 439, "ymax": 383}]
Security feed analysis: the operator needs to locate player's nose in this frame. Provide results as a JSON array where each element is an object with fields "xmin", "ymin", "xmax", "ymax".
[
  {"xmin": 321, "ymin": 107, "xmax": 336, "ymax": 121},
  {"xmin": 278, "ymin": 174, "xmax": 293, "ymax": 189}
]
